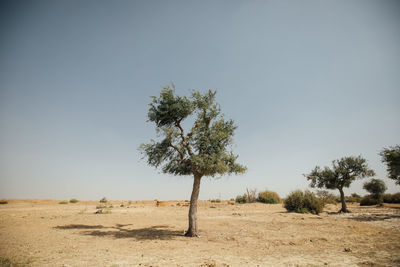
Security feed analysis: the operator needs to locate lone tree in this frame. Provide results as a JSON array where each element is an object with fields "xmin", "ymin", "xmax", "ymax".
[
  {"xmin": 380, "ymin": 145, "xmax": 400, "ymax": 185},
  {"xmin": 140, "ymin": 85, "xmax": 246, "ymax": 237},
  {"xmin": 363, "ymin": 178, "xmax": 387, "ymax": 204},
  {"xmin": 305, "ymin": 156, "xmax": 375, "ymax": 213}
]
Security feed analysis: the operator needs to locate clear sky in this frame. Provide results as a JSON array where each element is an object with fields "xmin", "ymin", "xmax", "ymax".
[{"xmin": 1, "ymin": 0, "xmax": 399, "ymax": 201}]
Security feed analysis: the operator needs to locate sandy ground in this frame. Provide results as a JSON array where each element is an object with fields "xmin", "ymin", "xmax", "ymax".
[{"xmin": 0, "ymin": 200, "xmax": 399, "ymax": 267}]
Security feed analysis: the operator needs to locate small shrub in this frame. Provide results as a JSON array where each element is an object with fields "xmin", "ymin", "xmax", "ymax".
[
  {"xmin": 345, "ymin": 196, "xmax": 359, "ymax": 203},
  {"xmin": 59, "ymin": 201, "xmax": 68, "ymax": 204},
  {"xmin": 210, "ymin": 199, "xmax": 221, "ymax": 203},
  {"xmin": 315, "ymin": 190, "xmax": 337, "ymax": 204},
  {"xmin": 69, "ymin": 198, "xmax": 79, "ymax": 203},
  {"xmin": 235, "ymin": 194, "xmax": 248, "ymax": 204},
  {"xmin": 99, "ymin": 197, "xmax": 108, "ymax": 203},
  {"xmin": 247, "ymin": 189, "xmax": 258, "ymax": 203},
  {"xmin": 360, "ymin": 195, "xmax": 379, "ymax": 206},
  {"xmin": 0, "ymin": 199, "xmax": 8, "ymax": 204},
  {"xmin": 257, "ymin": 190, "xmax": 281, "ymax": 204},
  {"xmin": 383, "ymin": 193, "xmax": 400, "ymax": 203},
  {"xmin": 284, "ymin": 190, "xmax": 324, "ymax": 215}
]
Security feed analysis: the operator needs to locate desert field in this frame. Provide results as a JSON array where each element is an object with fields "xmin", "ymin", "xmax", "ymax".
[{"xmin": 0, "ymin": 200, "xmax": 399, "ymax": 267}]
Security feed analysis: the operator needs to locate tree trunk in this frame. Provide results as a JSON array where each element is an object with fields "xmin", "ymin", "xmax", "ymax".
[
  {"xmin": 185, "ymin": 174, "xmax": 202, "ymax": 237},
  {"xmin": 338, "ymin": 188, "xmax": 349, "ymax": 213}
]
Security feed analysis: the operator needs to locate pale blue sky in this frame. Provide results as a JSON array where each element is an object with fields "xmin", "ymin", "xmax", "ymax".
[{"xmin": 1, "ymin": 0, "xmax": 399, "ymax": 200}]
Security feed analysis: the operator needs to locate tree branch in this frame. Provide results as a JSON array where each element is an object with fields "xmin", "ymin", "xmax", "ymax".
[{"xmin": 175, "ymin": 121, "xmax": 194, "ymax": 156}]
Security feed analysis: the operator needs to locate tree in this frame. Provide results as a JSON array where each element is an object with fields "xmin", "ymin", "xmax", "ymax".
[
  {"xmin": 305, "ymin": 156, "xmax": 375, "ymax": 213},
  {"xmin": 140, "ymin": 85, "xmax": 246, "ymax": 237},
  {"xmin": 363, "ymin": 178, "xmax": 387, "ymax": 203},
  {"xmin": 380, "ymin": 145, "xmax": 400, "ymax": 185}
]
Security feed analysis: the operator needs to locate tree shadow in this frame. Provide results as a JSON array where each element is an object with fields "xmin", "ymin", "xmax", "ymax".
[
  {"xmin": 54, "ymin": 224, "xmax": 183, "ymax": 240},
  {"xmin": 55, "ymin": 224, "xmax": 105, "ymax": 229},
  {"xmin": 347, "ymin": 213, "xmax": 400, "ymax": 222}
]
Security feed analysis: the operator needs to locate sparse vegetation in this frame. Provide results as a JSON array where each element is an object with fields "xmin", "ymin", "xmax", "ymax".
[
  {"xmin": 315, "ymin": 190, "xmax": 337, "ymax": 205},
  {"xmin": 99, "ymin": 197, "xmax": 108, "ymax": 203},
  {"xmin": 58, "ymin": 201, "xmax": 68, "ymax": 204},
  {"xmin": 210, "ymin": 199, "xmax": 221, "ymax": 203},
  {"xmin": 284, "ymin": 190, "xmax": 324, "ymax": 215},
  {"xmin": 383, "ymin": 193, "xmax": 400, "ymax": 203},
  {"xmin": 69, "ymin": 198, "xmax": 79, "ymax": 203},
  {"xmin": 360, "ymin": 195, "xmax": 380, "ymax": 206},
  {"xmin": 0, "ymin": 199, "xmax": 8, "ymax": 204},
  {"xmin": 257, "ymin": 190, "xmax": 280, "ymax": 204}
]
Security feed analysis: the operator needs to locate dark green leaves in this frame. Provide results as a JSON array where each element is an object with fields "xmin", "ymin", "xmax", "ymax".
[{"xmin": 148, "ymin": 85, "xmax": 193, "ymax": 127}]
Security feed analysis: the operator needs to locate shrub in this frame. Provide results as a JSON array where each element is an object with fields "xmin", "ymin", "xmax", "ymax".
[
  {"xmin": 363, "ymin": 179, "xmax": 387, "ymax": 203},
  {"xmin": 0, "ymin": 199, "xmax": 8, "ymax": 204},
  {"xmin": 383, "ymin": 193, "xmax": 400, "ymax": 203},
  {"xmin": 284, "ymin": 190, "xmax": 324, "ymax": 215},
  {"xmin": 59, "ymin": 201, "xmax": 68, "ymax": 204},
  {"xmin": 257, "ymin": 190, "xmax": 281, "ymax": 204},
  {"xmin": 315, "ymin": 190, "xmax": 337, "ymax": 205},
  {"xmin": 360, "ymin": 195, "xmax": 379, "ymax": 206},
  {"xmin": 235, "ymin": 194, "xmax": 247, "ymax": 204},
  {"xmin": 210, "ymin": 199, "xmax": 221, "ymax": 203},
  {"xmin": 100, "ymin": 197, "xmax": 108, "ymax": 203},
  {"xmin": 69, "ymin": 198, "xmax": 79, "ymax": 203}
]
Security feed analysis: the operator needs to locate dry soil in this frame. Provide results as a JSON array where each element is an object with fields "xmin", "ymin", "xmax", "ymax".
[{"xmin": 0, "ymin": 200, "xmax": 399, "ymax": 266}]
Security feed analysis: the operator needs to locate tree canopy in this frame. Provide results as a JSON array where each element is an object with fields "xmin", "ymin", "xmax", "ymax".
[
  {"xmin": 141, "ymin": 85, "xmax": 246, "ymax": 178},
  {"xmin": 363, "ymin": 178, "xmax": 387, "ymax": 201},
  {"xmin": 380, "ymin": 145, "xmax": 400, "ymax": 185}
]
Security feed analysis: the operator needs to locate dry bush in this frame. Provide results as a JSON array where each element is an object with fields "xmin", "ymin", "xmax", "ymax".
[
  {"xmin": 69, "ymin": 198, "xmax": 79, "ymax": 203},
  {"xmin": 315, "ymin": 190, "xmax": 337, "ymax": 205},
  {"xmin": 284, "ymin": 190, "xmax": 324, "ymax": 215},
  {"xmin": 58, "ymin": 201, "xmax": 68, "ymax": 204},
  {"xmin": 99, "ymin": 197, "xmax": 108, "ymax": 203},
  {"xmin": 360, "ymin": 195, "xmax": 379, "ymax": 206},
  {"xmin": 235, "ymin": 194, "xmax": 247, "ymax": 204},
  {"xmin": 383, "ymin": 193, "xmax": 400, "ymax": 203},
  {"xmin": 0, "ymin": 199, "xmax": 8, "ymax": 204},
  {"xmin": 257, "ymin": 190, "xmax": 281, "ymax": 204}
]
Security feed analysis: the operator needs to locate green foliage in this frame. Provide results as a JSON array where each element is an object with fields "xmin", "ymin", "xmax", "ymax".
[
  {"xmin": 99, "ymin": 197, "xmax": 108, "ymax": 203},
  {"xmin": 140, "ymin": 85, "xmax": 246, "ymax": 178},
  {"xmin": 305, "ymin": 156, "xmax": 375, "ymax": 190},
  {"xmin": 284, "ymin": 190, "xmax": 324, "ymax": 215},
  {"xmin": 257, "ymin": 190, "xmax": 281, "ymax": 204},
  {"xmin": 235, "ymin": 194, "xmax": 248, "ymax": 204},
  {"xmin": 383, "ymin": 193, "xmax": 400, "ymax": 203},
  {"xmin": 69, "ymin": 198, "xmax": 79, "ymax": 203},
  {"xmin": 380, "ymin": 145, "xmax": 400, "ymax": 185},
  {"xmin": 58, "ymin": 201, "xmax": 68, "ymax": 204},
  {"xmin": 360, "ymin": 195, "xmax": 379, "ymax": 206},
  {"xmin": 363, "ymin": 179, "xmax": 387, "ymax": 203}
]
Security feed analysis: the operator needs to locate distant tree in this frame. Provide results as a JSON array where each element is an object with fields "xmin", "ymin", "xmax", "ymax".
[
  {"xmin": 140, "ymin": 85, "xmax": 246, "ymax": 237},
  {"xmin": 380, "ymin": 145, "xmax": 400, "ymax": 185},
  {"xmin": 363, "ymin": 179, "xmax": 387, "ymax": 204},
  {"xmin": 305, "ymin": 156, "xmax": 375, "ymax": 213}
]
